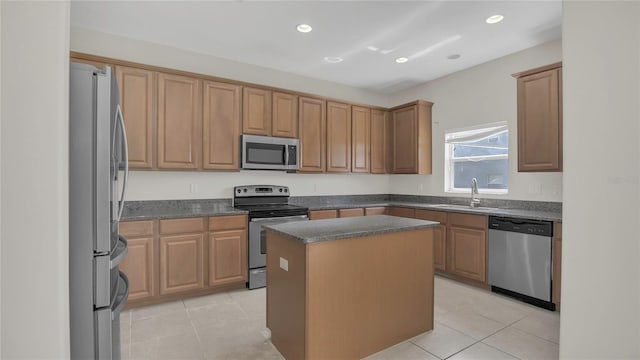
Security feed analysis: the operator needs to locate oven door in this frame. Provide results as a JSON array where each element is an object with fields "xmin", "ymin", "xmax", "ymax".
[{"xmin": 249, "ymin": 215, "xmax": 308, "ymax": 269}]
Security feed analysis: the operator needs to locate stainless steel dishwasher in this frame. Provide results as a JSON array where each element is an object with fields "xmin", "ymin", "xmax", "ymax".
[{"xmin": 488, "ymin": 216, "xmax": 555, "ymax": 310}]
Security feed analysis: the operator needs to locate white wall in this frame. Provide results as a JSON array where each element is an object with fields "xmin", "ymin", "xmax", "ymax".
[
  {"xmin": 388, "ymin": 40, "xmax": 563, "ymax": 202},
  {"xmin": 561, "ymin": 1, "xmax": 640, "ymax": 358},
  {"xmin": 0, "ymin": 2, "xmax": 70, "ymax": 358}
]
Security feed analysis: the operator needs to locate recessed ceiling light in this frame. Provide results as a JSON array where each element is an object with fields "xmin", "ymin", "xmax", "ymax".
[
  {"xmin": 485, "ymin": 14, "xmax": 504, "ymax": 24},
  {"xmin": 323, "ymin": 56, "xmax": 343, "ymax": 63},
  {"xmin": 395, "ymin": 57, "xmax": 409, "ymax": 64},
  {"xmin": 447, "ymin": 54, "xmax": 461, "ymax": 60},
  {"xmin": 296, "ymin": 24, "xmax": 312, "ymax": 33},
  {"xmin": 367, "ymin": 46, "xmax": 379, "ymax": 52}
]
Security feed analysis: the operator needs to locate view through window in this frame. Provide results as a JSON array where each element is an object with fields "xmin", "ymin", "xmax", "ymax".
[{"xmin": 444, "ymin": 122, "xmax": 508, "ymax": 193}]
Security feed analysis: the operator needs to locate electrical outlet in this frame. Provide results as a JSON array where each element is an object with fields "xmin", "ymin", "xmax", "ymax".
[
  {"xmin": 190, "ymin": 184, "xmax": 198, "ymax": 194},
  {"xmin": 418, "ymin": 183, "xmax": 424, "ymax": 191},
  {"xmin": 279, "ymin": 257, "xmax": 289, "ymax": 271}
]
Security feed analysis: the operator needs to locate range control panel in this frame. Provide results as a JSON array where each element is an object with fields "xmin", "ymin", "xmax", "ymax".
[{"xmin": 234, "ymin": 185, "xmax": 289, "ymax": 198}]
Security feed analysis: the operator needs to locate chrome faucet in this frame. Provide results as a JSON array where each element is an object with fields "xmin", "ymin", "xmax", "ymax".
[{"xmin": 470, "ymin": 178, "xmax": 481, "ymax": 208}]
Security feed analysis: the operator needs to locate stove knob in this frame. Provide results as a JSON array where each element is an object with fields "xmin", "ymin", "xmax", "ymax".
[
  {"xmin": 243, "ymin": 189, "xmax": 248, "ymax": 193},
  {"xmin": 284, "ymin": 189, "xmax": 288, "ymax": 193},
  {"xmin": 236, "ymin": 189, "xmax": 241, "ymax": 193},
  {"xmin": 279, "ymin": 188, "xmax": 283, "ymax": 193}
]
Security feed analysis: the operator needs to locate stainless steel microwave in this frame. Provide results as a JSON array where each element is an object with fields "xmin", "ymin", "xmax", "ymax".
[{"xmin": 241, "ymin": 135, "xmax": 299, "ymax": 170}]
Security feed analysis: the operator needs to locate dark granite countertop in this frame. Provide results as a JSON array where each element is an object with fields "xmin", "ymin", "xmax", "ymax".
[
  {"xmin": 264, "ymin": 215, "xmax": 439, "ymax": 244},
  {"xmin": 121, "ymin": 200, "xmax": 247, "ymax": 221}
]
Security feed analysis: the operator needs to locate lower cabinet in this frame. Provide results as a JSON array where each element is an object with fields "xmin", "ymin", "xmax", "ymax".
[
  {"xmin": 120, "ymin": 215, "xmax": 248, "ymax": 307},
  {"xmin": 309, "ymin": 209, "xmax": 338, "ymax": 220},
  {"xmin": 364, "ymin": 207, "xmax": 386, "ymax": 216},
  {"xmin": 386, "ymin": 206, "xmax": 415, "ymax": 218},
  {"xmin": 414, "ymin": 210, "xmax": 447, "ymax": 272},
  {"xmin": 338, "ymin": 208, "xmax": 364, "ymax": 217},
  {"xmin": 447, "ymin": 213, "xmax": 487, "ymax": 283}
]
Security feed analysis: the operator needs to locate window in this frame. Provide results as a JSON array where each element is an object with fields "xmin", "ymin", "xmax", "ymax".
[{"xmin": 445, "ymin": 122, "xmax": 508, "ymax": 194}]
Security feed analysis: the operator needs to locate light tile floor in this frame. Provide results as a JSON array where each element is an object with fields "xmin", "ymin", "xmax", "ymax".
[{"xmin": 120, "ymin": 276, "xmax": 559, "ymax": 359}]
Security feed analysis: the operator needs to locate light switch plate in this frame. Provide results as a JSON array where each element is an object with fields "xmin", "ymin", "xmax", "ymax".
[{"xmin": 279, "ymin": 257, "xmax": 289, "ymax": 271}]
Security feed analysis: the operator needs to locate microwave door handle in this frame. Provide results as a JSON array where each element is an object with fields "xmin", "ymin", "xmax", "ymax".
[
  {"xmin": 116, "ymin": 104, "xmax": 129, "ymax": 222},
  {"xmin": 284, "ymin": 146, "xmax": 289, "ymax": 166}
]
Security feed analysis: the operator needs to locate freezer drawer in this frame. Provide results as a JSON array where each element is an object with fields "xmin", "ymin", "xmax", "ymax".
[
  {"xmin": 95, "ymin": 271, "xmax": 129, "ymax": 360},
  {"xmin": 94, "ymin": 235, "xmax": 128, "ymax": 308}
]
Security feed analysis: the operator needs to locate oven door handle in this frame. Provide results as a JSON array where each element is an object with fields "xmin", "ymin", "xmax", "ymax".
[{"xmin": 250, "ymin": 215, "xmax": 309, "ymax": 223}]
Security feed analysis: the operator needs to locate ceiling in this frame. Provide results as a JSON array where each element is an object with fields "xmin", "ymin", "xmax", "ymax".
[{"xmin": 70, "ymin": 1, "xmax": 562, "ymax": 94}]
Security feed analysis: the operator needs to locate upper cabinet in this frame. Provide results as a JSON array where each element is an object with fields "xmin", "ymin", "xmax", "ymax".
[
  {"xmin": 272, "ymin": 92, "xmax": 298, "ymax": 138},
  {"xmin": 242, "ymin": 87, "xmax": 272, "ymax": 136},
  {"xmin": 115, "ymin": 66, "xmax": 155, "ymax": 169},
  {"xmin": 370, "ymin": 109, "xmax": 387, "ymax": 174},
  {"xmin": 203, "ymin": 81, "xmax": 242, "ymax": 170},
  {"xmin": 298, "ymin": 96, "xmax": 326, "ymax": 172},
  {"xmin": 351, "ymin": 106, "xmax": 371, "ymax": 173},
  {"xmin": 157, "ymin": 73, "xmax": 202, "ymax": 169},
  {"xmin": 326, "ymin": 101, "xmax": 352, "ymax": 173},
  {"xmin": 513, "ymin": 62, "xmax": 563, "ymax": 172},
  {"xmin": 389, "ymin": 101, "xmax": 433, "ymax": 174}
]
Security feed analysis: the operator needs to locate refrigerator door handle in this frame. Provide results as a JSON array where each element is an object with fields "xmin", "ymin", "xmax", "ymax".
[{"xmin": 116, "ymin": 104, "xmax": 129, "ymax": 222}]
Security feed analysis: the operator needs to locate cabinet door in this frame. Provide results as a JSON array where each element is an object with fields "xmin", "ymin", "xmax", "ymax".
[
  {"xmin": 448, "ymin": 226, "xmax": 486, "ymax": 282},
  {"xmin": 209, "ymin": 229, "xmax": 247, "ymax": 286},
  {"xmin": 386, "ymin": 207, "xmax": 415, "ymax": 218},
  {"xmin": 351, "ymin": 106, "xmax": 370, "ymax": 173},
  {"xmin": 242, "ymin": 87, "xmax": 272, "ymax": 136},
  {"xmin": 298, "ymin": 97, "xmax": 326, "ymax": 172},
  {"xmin": 391, "ymin": 105, "xmax": 418, "ymax": 173},
  {"xmin": 553, "ymin": 222, "xmax": 562, "ymax": 309},
  {"xmin": 309, "ymin": 209, "xmax": 337, "ymax": 220},
  {"xmin": 338, "ymin": 208, "xmax": 364, "ymax": 217},
  {"xmin": 272, "ymin": 92, "xmax": 298, "ymax": 138},
  {"xmin": 157, "ymin": 73, "xmax": 202, "ymax": 169},
  {"xmin": 159, "ymin": 233, "xmax": 204, "ymax": 294},
  {"xmin": 119, "ymin": 236, "xmax": 155, "ymax": 301},
  {"xmin": 326, "ymin": 101, "xmax": 352, "ymax": 173},
  {"xmin": 517, "ymin": 67, "xmax": 562, "ymax": 172},
  {"xmin": 370, "ymin": 109, "xmax": 387, "ymax": 174},
  {"xmin": 202, "ymin": 81, "xmax": 241, "ymax": 170},
  {"xmin": 115, "ymin": 66, "xmax": 155, "ymax": 169}
]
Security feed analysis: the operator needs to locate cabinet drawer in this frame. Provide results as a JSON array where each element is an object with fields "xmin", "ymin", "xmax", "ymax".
[
  {"xmin": 364, "ymin": 207, "xmax": 386, "ymax": 216},
  {"xmin": 209, "ymin": 215, "xmax": 247, "ymax": 231},
  {"xmin": 120, "ymin": 220, "xmax": 154, "ymax": 237},
  {"xmin": 159, "ymin": 217, "xmax": 205, "ymax": 235},
  {"xmin": 449, "ymin": 213, "xmax": 486, "ymax": 229},
  {"xmin": 414, "ymin": 209, "xmax": 447, "ymax": 224},
  {"xmin": 338, "ymin": 208, "xmax": 364, "ymax": 217},
  {"xmin": 309, "ymin": 210, "xmax": 338, "ymax": 220},
  {"xmin": 387, "ymin": 206, "xmax": 415, "ymax": 218}
]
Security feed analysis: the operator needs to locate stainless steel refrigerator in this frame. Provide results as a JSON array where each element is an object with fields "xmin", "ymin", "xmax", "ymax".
[{"xmin": 69, "ymin": 63, "xmax": 130, "ymax": 359}]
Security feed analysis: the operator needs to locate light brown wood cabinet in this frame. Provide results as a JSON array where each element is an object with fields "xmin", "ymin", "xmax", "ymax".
[
  {"xmin": 209, "ymin": 215, "xmax": 248, "ymax": 286},
  {"xmin": 386, "ymin": 206, "xmax": 415, "ymax": 218},
  {"xmin": 351, "ymin": 106, "xmax": 371, "ymax": 173},
  {"xmin": 553, "ymin": 222, "xmax": 562, "ymax": 309},
  {"xmin": 119, "ymin": 221, "xmax": 155, "ymax": 301},
  {"xmin": 157, "ymin": 73, "xmax": 202, "ymax": 169},
  {"xmin": 326, "ymin": 101, "xmax": 352, "ymax": 173},
  {"xmin": 513, "ymin": 63, "xmax": 562, "ymax": 172},
  {"xmin": 298, "ymin": 96, "xmax": 327, "ymax": 172},
  {"xmin": 370, "ymin": 109, "xmax": 388, "ymax": 174},
  {"xmin": 364, "ymin": 207, "xmax": 386, "ymax": 216},
  {"xmin": 447, "ymin": 213, "xmax": 487, "ymax": 283},
  {"xmin": 202, "ymin": 81, "xmax": 242, "ymax": 170},
  {"xmin": 389, "ymin": 101, "xmax": 433, "ymax": 174},
  {"xmin": 115, "ymin": 66, "xmax": 155, "ymax": 169},
  {"xmin": 272, "ymin": 92, "xmax": 299, "ymax": 138},
  {"xmin": 414, "ymin": 209, "xmax": 447, "ymax": 272},
  {"xmin": 309, "ymin": 209, "xmax": 338, "ymax": 220},
  {"xmin": 158, "ymin": 218, "xmax": 205, "ymax": 295},
  {"xmin": 242, "ymin": 87, "xmax": 272, "ymax": 136},
  {"xmin": 338, "ymin": 208, "xmax": 364, "ymax": 217}
]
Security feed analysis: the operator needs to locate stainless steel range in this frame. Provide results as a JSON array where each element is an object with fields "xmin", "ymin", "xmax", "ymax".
[{"xmin": 233, "ymin": 185, "xmax": 309, "ymax": 289}]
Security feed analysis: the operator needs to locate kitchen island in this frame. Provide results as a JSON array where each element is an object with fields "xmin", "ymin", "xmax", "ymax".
[{"xmin": 264, "ymin": 215, "xmax": 439, "ymax": 360}]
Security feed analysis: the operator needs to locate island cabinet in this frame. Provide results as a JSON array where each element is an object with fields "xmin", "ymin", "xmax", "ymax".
[
  {"xmin": 553, "ymin": 222, "xmax": 562, "ymax": 309},
  {"xmin": 115, "ymin": 65, "xmax": 155, "ymax": 169},
  {"xmin": 157, "ymin": 73, "xmax": 202, "ymax": 170},
  {"xmin": 414, "ymin": 209, "xmax": 448, "ymax": 272},
  {"xmin": 242, "ymin": 87, "xmax": 272, "ymax": 136},
  {"xmin": 298, "ymin": 96, "xmax": 326, "ymax": 172},
  {"xmin": 119, "ymin": 220, "xmax": 156, "ymax": 301},
  {"xmin": 202, "ymin": 81, "xmax": 242, "ymax": 170},
  {"xmin": 370, "ymin": 109, "xmax": 388, "ymax": 174},
  {"xmin": 513, "ymin": 62, "xmax": 563, "ymax": 172},
  {"xmin": 158, "ymin": 218, "xmax": 205, "ymax": 295},
  {"xmin": 266, "ymin": 216, "xmax": 435, "ymax": 360},
  {"xmin": 272, "ymin": 92, "xmax": 298, "ymax": 138},
  {"xmin": 208, "ymin": 215, "xmax": 248, "ymax": 286},
  {"xmin": 389, "ymin": 101, "xmax": 433, "ymax": 174},
  {"xmin": 326, "ymin": 101, "xmax": 352, "ymax": 173},
  {"xmin": 447, "ymin": 213, "xmax": 487, "ymax": 283},
  {"xmin": 351, "ymin": 106, "xmax": 371, "ymax": 173}
]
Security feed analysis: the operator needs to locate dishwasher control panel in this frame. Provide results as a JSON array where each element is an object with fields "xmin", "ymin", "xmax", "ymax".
[{"xmin": 488, "ymin": 216, "xmax": 553, "ymax": 237}]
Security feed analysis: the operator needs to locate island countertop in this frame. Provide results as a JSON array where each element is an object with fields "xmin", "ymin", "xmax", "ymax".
[{"xmin": 264, "ymin": 215, "xmax": 439, "ymax": 244}]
